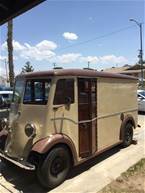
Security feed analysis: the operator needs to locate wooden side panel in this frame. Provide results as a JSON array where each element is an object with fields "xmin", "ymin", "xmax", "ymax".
[{"xmin": 79, "ymin": 123, "xmax": 92, "ymax": 158}]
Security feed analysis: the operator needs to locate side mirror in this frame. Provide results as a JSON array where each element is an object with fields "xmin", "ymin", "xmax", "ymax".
[{"xmin": 64, "ymin": 96, "xmax": 72, "ymax": 106}]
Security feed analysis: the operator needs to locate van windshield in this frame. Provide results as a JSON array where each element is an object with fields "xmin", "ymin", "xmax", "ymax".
[
  {"xmin": 23, "ymin": 79, "xmax": 51, "ymax": 104},
  {"xmin": 13, "ymin": 79, "xmax": 25, "ymax": 103}
]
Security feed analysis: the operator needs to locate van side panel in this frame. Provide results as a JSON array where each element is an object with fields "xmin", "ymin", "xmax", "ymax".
[{"xmin": 97, "ymin": 77, "xmax": 138, "ymax": 151}]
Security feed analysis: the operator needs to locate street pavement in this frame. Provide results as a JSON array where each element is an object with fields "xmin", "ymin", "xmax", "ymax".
[{"xmin": 0, "ymin": 114, "xmax": 144, "ymax": 193}]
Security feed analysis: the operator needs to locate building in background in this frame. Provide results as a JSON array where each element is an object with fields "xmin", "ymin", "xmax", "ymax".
[{"xmin": 103, "ymin": 64, "xmax": 145, "ymax": 88}]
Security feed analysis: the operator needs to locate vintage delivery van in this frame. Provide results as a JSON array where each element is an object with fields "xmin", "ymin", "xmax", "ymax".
[{"xmin": 0, "ymin": 69, "xmax": 138, "ymax": 188}]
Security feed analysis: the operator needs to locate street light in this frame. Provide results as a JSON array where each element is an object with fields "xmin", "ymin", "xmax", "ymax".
[{"xmin": 129, "ymin": 18, "xmax": 144, "ymax": 87}]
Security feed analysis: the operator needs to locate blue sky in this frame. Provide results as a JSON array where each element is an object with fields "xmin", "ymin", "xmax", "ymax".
[{"xmin": 0, "ymin": 0, "xmax": 144, "ymax": 75}]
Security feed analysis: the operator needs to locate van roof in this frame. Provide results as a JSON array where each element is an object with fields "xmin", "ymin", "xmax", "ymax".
[{"xmin": 17, "ymin": 69, "xmax": 137, "ymax": 80}]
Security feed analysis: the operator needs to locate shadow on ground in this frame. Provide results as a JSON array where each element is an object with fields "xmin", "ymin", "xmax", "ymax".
[{"xmin": 0, "ymin": 145, "xmax": 121, "ymax": 193}]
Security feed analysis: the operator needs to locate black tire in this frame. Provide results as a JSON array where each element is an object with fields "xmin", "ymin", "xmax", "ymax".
[
  {"xmin": 122, "ymin": 123, "xmax": 133, "ymax": 147},
  {"xmin": 37, "ymin": 146, "xmax": 71, "ymax": 189},
  {"xmin": 1, "ymin": 158, "xmax": 13, "ymax": 167}
]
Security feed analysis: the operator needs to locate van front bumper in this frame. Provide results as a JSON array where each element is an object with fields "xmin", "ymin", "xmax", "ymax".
[{"xmin": 0, "ymin": 151, "xmax": 35, "ymax": 171}]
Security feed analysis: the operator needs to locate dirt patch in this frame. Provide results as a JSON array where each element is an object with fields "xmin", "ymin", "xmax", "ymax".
[{"xmin": 99, "ymin": 158, "xmax": 145, "ymax": 193}]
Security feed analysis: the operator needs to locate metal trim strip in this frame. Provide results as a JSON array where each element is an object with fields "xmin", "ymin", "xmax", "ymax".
[
  {"xmin": 51, "ymin": 108, "xmax": 138, "ymax": 124},
  {"xmin": 0, "ymin": 152, "xmax": 35, "ymax": 170}
]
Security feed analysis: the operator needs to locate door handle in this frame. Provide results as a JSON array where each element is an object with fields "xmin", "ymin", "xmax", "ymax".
[{"xmin": 53, "ymin": 105, "xmax": 63, "ymax": 111}]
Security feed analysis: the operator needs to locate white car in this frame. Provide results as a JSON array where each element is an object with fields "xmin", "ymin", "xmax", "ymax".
[
  {"xmin": 137, "ymin": 90, "xmax": 145, "ymax": 112},
  {"xmin": 0, "ymin": 91, "xmax": 13, "ymax": 108}
]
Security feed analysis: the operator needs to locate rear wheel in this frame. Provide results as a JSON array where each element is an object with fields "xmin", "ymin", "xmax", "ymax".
[
  {"xmin": 37, "ymin": 146, "xmax": 71, "ymax": 189},
  {"xmin": 122, "ymin": 123, "xmax": 133, "ymax": 147}
]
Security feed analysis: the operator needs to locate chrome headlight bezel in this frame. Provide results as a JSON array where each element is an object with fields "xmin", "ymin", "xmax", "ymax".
[{"xmin": 25, "ymin": 123, "xmax": 36, "ymax": 138}]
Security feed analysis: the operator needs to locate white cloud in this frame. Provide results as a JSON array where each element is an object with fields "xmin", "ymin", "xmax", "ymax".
[
  {"xmin": 1, "ymin": 39, "xmax": 128, "ymax": 67},
  {"xmin": 2, "ymin": 40, "xmax": 57, "ymax": 61},
  {"xmin": 80, "ymin": 56, "xmax": 99, "ymax": 64},
  {"xmin": 80, "ymin": 55, "xmax": 128, "ymax": 66},
  {"xmin": 36, "ymin": 40, "xmax": 57, "ymax": 51},
  {"xmin": 1, "ymin": 42, "xmax": 7, "ymax": 51},
  {"xmin": 13, "ymin": 41, "xmax": 25, "ymax": 51},
  {"xmin": 0, "ymin": 66, "xmax": 5, "ymax": 76},
  {"xmin": 99, "ymin": 55, "xmax": 128, "ymax": 64},
  {"xmin": 2, "ymin": 41, "xmax": 25, "ymax": 51},
  {"xmin": 0, "ymin": 55, "xmax": 6, "ymax": 61},
  {"xmin": 56, "ymin": 53, "xmax": 81, "ymax": 64},
  {"xmin": 19, "ymin": 43, "xmax": 56, "ymax": 61},
  {"xmin": 63, "ymin": 32, "xmax": 78, "ymax": 41},
  {"xmin": 0, "ymin": 58, "xmax": 5, "ymax": 76}
]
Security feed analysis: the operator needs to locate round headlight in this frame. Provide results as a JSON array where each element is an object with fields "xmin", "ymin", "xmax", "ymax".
[
  {"xmin": 0, "ymin": 118, "xmax": 8, "ymax": 131},
  {"xmin": 25, "ymin": 124, "xmax": 36, "ymax": 138}
]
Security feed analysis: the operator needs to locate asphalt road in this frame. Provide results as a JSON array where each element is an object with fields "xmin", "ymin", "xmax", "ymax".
[{"xmin": 0, "ymin": 114, "xmax": 144, "ymax": 193}]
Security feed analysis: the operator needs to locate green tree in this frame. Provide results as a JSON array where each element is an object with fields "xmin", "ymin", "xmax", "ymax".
[
  {"xmin": 7, "ymin": 20, "xmax": 14, "ymax": 87},
  {"xmin": 22, "ymin": 61, "xmax": 34, "ymax": 73}
]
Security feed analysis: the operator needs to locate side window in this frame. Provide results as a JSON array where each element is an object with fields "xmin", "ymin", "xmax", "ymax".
[
  {"xmin": 53, "ymin": 79, "xmax": 74, "ymax": 105},
  {"xmin": 24, "ymin": 80, "xmax": 51, "ymax": 104}
]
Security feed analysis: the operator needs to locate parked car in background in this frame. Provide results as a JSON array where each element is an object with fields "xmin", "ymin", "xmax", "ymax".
[
  {"xmin": 137, "ymin": 90, "xmax": 145, "ymax": 112},
  {"xmin": 0, "ymin": 86, "xmax": 13, "ymax": 91},
  {"xmin": 0, "ymin": 91, "xmax": 13, "ymax": 108}
]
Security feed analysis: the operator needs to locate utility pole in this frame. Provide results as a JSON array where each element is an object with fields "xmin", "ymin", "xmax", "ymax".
[
  {"xmin": 4, "ymin": 59, "xmax": 9, "ymax": 83},
  {"xmin": 138, "ymin": 22, "xmax": 143, "ymax": 85},
  {"xmin": 53, "ymin": 63, "xmax": 56, "ymax": 69},
  {"xmin": 88, "ymin": 61, "xmax": 90, "ymax": 69},
  {"xmin": 7, "ymin": 20, "xmax": 14, "ymax": 87},
  {"xmin": 130, "ymin": 18, "xmax": 144, "ymax": 87}
]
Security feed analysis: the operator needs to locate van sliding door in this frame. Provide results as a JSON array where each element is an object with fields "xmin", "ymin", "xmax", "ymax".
[{"xmin": 78, "ymin": 78, "xmax": 97, "ymax": 158}]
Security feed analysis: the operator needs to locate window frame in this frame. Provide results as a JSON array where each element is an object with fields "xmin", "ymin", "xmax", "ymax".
[{"xmin": 23, "ymin": 79, "xmax": 51, "ymax": 105}]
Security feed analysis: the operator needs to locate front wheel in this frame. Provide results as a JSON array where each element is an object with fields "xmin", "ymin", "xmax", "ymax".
[
  {"xmin": 37, "ymin": 146, "xmax": 71, "ymax": 189},
  {"xmin": 1, "ymin": 158, "xmax": 14, "ymax": 167},
  {"xmin": 122, "ymin": 123, "xmax": 133, "ymax": 147}
]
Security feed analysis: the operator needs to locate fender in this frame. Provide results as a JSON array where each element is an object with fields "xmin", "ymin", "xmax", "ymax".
[
  {"xmin": 120, "ymin": 114, "xmax": 136, "ymax": 140},
  {"xmin": 31, "ymin": 133, "xmax": 78, "ymax": 165}
]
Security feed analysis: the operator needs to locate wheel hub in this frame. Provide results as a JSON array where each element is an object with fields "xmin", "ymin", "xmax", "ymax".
[{"xmin": 50, "ymin": 157, "xmax": 65, "ymax": 175}]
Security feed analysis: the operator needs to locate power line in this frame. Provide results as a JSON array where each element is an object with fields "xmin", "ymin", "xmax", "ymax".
[{"xmin": 57, "ymin": 24, "xmax": 138, "ymax": 52}]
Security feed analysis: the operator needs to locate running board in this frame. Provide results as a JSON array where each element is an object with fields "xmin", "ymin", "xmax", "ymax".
[{"xmin": 0, "ymin": 152, "xmax": 35, "ymax": 171}]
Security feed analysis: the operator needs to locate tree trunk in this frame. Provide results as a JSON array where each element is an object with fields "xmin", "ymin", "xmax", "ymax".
[{"xmin": 7, "ymin": 20, "xmax": 14, "ymax": 87}]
